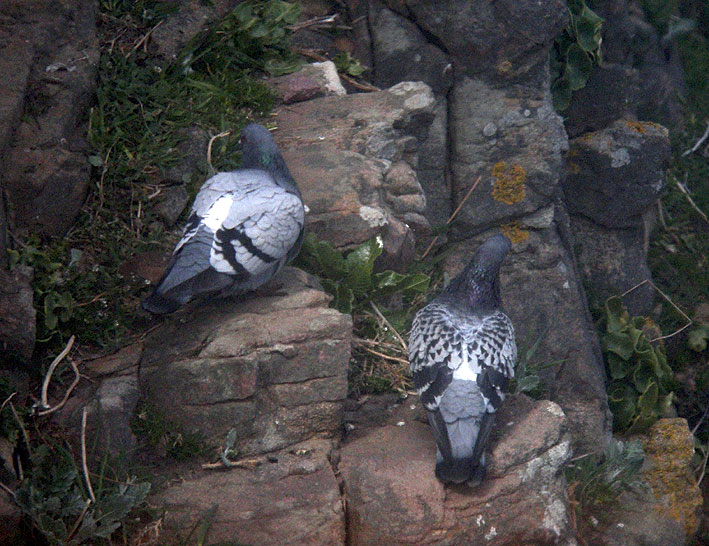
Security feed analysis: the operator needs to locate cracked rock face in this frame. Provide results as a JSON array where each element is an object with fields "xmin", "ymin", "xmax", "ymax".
[
  {"xmin": 339, "ymin": 395, "xmax": 574, "ymax": 545},
  {"xmin": 274, "ymin": 81, "xmax": 434, "ymax": 270},
  {"xmin": 140, "ymin": 268, "xmax": 352, "ymax": 455},
  {"xmin": 154, "ymin": 439, "xmax": 345, "ymax": 545}
]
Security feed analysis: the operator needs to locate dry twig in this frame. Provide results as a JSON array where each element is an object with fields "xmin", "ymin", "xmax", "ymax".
[
  {"xmin": 286, "ymin": 13, "xmax": 339, "ymax": 32},
  {"xmin": 420, "ymin": 175, "xmax": 482, "ymax": 259},
  {"xmin": 369, "ymin": 301, "xmax": 407, "ymax": 352},
  {"xmin": 127, "ymin": 20, "xmax": 164, "ymax": 57},
  {"xmin": 672, "ymin": 174, "xmax": 709, "ymax": 225},
  {"xmin": 620, "ymin": 279, "xmax": 692, "ymax": 341},
  {"xmin": 81, "ymin": 407, "xmax": 96, "ymax": 503},
  {"xmin": 207, "ymin": 131, "xmax": 232, "ymax": 171},
  {"xmin": 35, "ymin": 335, "xmax": 81, "ymax": 417},
  {"xmin": 682, "ymin": 120, "xmax": 709, "ymax": 157},
  {"xmin": 201, "ymin": 457, "xmax": 262, "ymax": 470}
]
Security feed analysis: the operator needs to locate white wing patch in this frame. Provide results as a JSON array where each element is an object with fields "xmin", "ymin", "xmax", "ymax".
[{"xmin": 201, "ymin": 194, "xmax": 233, "ymax": 232}]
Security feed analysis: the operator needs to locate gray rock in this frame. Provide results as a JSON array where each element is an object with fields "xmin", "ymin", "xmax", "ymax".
[
  {"xmin": 154, "ymin": 185, "xmax": 190, "ymax": 227},
  {"xmin": 154, "ymin": 439, "xmax": 345, "ymax": 545},
  {"xmin": 1, "ymin": 0, "xmax": 99, "ymax": 236},
  {"xmin": 570, "ymin": 214, "xmax": 655, "ymax": 315},
  {"xmin": 368, "ymin": 2, "xmax": 452, "ymax": 96},
  {"xmin": 386, "ymin": 0, "xmax": 568, "ymax": 78},
  {"xmin": 563, "ymin": 120, "xmax": 670, "ymax": 229},
  {"xmin": 140, "ymin": 268, "xmax": 352, "ymax": 455},
  {"xmin": 564, "ymin": 63, "xmax": 641, "ymax": 138},
  {"xmin": 339, "ymin": 395, "xmax": 575, "ymax": 545},
  {"xmin": 417, "ymin": 100, "xmax": 451, "ymax": 228},
  {"xmin": 449, "ymin": 73, "xmax": 568, "ymax": 235},
  {"xmin": 0, "ymin": 266, "xmax": 36, "ymax": 362}
]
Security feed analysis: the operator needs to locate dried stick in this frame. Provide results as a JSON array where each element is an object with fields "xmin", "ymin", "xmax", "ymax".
[
  {"xmin": 81, "ymin": 407, "xmax": 96, "ymax": 503},
  {"xmin": 355, "ymin": 343, "xmax": 409, "ymax": 365},
  {"xmin": 619, "ymin": 279, "xmax": 692, "ymax": 341},
  {"xmin": 39, "ymin": 335, "xmax": 75, "ymax": 410},
  {"xmin": 698, "ymin": 443, "xmax": 709, "ymax": 487},
  {"xmin": 207, "ymin": 131, "xmax": 232, "ymax": 171},
  {"xmin": 201, "ymin": 458, "xmax": 262, "ymax": 470},
  {"xmin": 420, "ymin": 175, "xmax": 482, "ymax": 259},
  {"xmin": 286, "ymin": 14, "xmax": 339, "ymax": 32},
  {"xmin": 672, "ymin": 174, "xmax": 709, "ymax": 225},
  {"xmin": 682, "ymin": 120, "xmax": 709, "ymax": 157},
  {"xmin": 127, "ymin": 20, "xmax": 164, "ymax": 57},
  {"xmin": 369, "ymin": 302, "xmax": 407, "ymax": 352}
]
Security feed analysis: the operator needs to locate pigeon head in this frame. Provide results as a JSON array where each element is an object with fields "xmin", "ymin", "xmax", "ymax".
[
  {"xmin": 238, "ymin": 123, "xmax": 286, "ymax": 173},
  {"xmin": 445, "ymin": 233, "xmax": 511, "ymax": 310}
]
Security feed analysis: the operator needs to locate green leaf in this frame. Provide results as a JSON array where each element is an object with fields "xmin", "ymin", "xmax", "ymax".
[
  {"xmin": 516, "ymin": 375, "xmax": 540, "ymax": 394},
  {"xmin": 607, "ymin": 352, "xmax": 629, "ymax": 380},
  {"xmin": 633, "ymin": 360, "xmax": 656, "ymax": 393},
  {"xmin": 604, "ymin": 330, "xmax": 636, "ymax": 361},
  {"xmin": 605, "ymin": 296, "xmax": 629, "ymax": 333},
  {"xmin": 333, "ymin": 284, "xmax": 354, "ymax": 315},
  {"xmin": 565, "ymin": 43, "xmax": 593, "ymax": 91},
  {"xmin": 87, "ymin": 155, "xmax": 104, "ymax": 167},
  {"xmin": 344, "ymin": 237, "xmax": 383, "ymax": 297},
  {"xmin": 636, "ymin": 381, "xmax": 659, "ymax": 413}
]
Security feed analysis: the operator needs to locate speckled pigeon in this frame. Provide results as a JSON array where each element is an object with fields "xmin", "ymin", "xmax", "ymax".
[
  {"xmin": 408, "ymin": 234, "xmax": 517, "ymax": 484},
  {"xmin": 142, "ymin": 123, "xmax": 305, "ymax": 314}
]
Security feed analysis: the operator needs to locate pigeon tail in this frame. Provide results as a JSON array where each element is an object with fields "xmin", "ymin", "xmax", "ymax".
[
  {"xmin": 435, "ymin": 456, "xmax": 485, "ymax": 485},
  {"xmin": 141, "ymin": 291, "xmax": 182, "ymax": 315}
]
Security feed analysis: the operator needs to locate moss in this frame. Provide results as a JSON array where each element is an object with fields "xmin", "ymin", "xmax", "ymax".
[
  {"xmin": 640, "ymin": 418, "xmax": 703, "ymax": 539},
  {"xmin": 491, "ymin": 161, "xmax": 526, "ymax": 205}
]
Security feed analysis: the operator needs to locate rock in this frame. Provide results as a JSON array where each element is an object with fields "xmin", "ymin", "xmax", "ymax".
[
  {"xmin": 1, "ymin": 0, "xmax": 99, "ymax": 236},
  {"xmin": 368, "ymin": 2, "xmax": 452, "ymax": 95},
  {"xmin": 570, "ymin": 215, "xmax": 655, "ymax": 315},
  {"xmin": 154, "ymin": 185, "xmax": 190, "ymax": 226},
  {"xmin": 640, "ymin": 418, "xmax": 702, "ymax": 541},
  {"xmin": 154, "ymin": 439, "xmax": 345, "ymax": 545},
  {"xmin": 444, "ymin": 228, "xmax": 612, "ymax": 456},
  {"xmin": 274, "ymin": 81, "xmax": 434, "ymax": 269},
  {"xmin": 140, "ymin": 268, "xmax": 352, "ymax": 455},
  {"xmin": 161, "ymin": 127, "xmax": 209, "ymax": 185},
  {"xmin": 449, "ymin": 74, "xmax": 569, "ymax": 233},
  {"xmin": 0, "ymin": 494, "xmax": 23, "ymax": 546},
  {"xmin": 339, "ymin": 395, "xmax": 575, "ymax": 545},
  {"xmin": 564, "ymin": 63, "xmax": 641, "ymax": 138},
  {"xmin": 0, "ymin": 266, "xmax": 36, "ymax": 362},
  {"xmin": 268, "ymin": 61, "xmax": 346, "ymax": 104},
  {"xmin": 55, "ymin": 343, "xmax": 142, "ymax": 458},
  {"xmin": 383, "ymin": 0, "xmax": 568, "ymax": 78},
  {"xmin": 417, "ymin": 101, "xmax": 451, "ymax": 228},
  {"xmin": 563, "ymin": 120, "xmax": 670, "ymax": 229}
]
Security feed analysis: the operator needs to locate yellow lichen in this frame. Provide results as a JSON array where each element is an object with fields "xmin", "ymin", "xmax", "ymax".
[
  {"xmin": 497, "ymin": 60, "xmax": 513, "ymax": 74},
  {"xmin": 501, "ymin": 223, "xmax": 529, "ymax": 243},
  {"xmin": 625, "ymin": 120, "xmax": 647, "ymax": 134},
  {"xmin": 640, "ymin": 418, "xmax": 703, "ymax": 539},
  {"xmin": 492, "ymin": 161, "xmax": 526, "ymax": 205},
  {"xmin": 568, "ymin": 162, "xmax": 581, "ymax": 175}
]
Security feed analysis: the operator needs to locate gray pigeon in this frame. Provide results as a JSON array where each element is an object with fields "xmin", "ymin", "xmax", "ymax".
[
  {"xmin": 408, "ymin": 234, "xmax": 517, "ymax": 484},
  {"xmin": 142, "ymin": 123, "xmax": 305, "ymax": 314}
]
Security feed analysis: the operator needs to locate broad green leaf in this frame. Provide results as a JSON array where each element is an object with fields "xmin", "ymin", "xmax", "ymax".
[
  {"xmin": 604, "ymin": 330, "xmax": 636, "ymax": 361},
  {"xmin": 605, "ymin": 296, "xmax": 629, "ymax": 333},
  {"xmin": 607, "ymin": 352, "xmax": 629, "ymax": 380},
  {"xmin": 344, "ymin": 237, "xmax": 382, "ymax": 297},
  {"xmin": 637, "ymin": 381, "xmax": 658, "ymax": 413},
  {"xmin": 633, "ymin": 360, "xmax": 656, "ymax": 393},
  {"xmin": 516, "ymin": 375, "xmax": 540, "ymax": 393},
  {"xmin": 87, "ymin": 155, "xmax": 104, "ymax": 167},
  {"xmin": 551, "ymin": 75, "xmax": 572, "ymax": 111},
  {"xmin": 333, "ymin": 284, "xmax": 354, "ymax": 315},
  {"xmin": 565, "ymin": 43, "xmax": 593, "ymax": 91}
]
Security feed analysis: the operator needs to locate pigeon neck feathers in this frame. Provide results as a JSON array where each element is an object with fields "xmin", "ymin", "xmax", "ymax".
[
  {"xmin": 441, "ymin": 234, "xmax": 511, "ymax": 312},
  {"xmin": 240, "ymin": 123, "xmax": 300, "ymax": 195}
]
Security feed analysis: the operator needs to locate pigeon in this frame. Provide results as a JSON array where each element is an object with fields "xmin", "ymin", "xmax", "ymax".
[
  {"xmin": 142, "ymin": 123, "xmax": 305, "ymax": 314},
  {"xmin": 408, "ymin": 234, "xmax": 517, "ymax": 484}
]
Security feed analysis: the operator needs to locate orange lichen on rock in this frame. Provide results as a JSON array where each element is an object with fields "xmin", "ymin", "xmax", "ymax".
[
  {"xmin": 492, "ymin": 161, "xmax": 526, "ymax": 205},
  {"xmin": 640, "ymin": 418, "xmax": 703, "ymax": 540},
  {"xmin": 625, "ymin": 120, "xmax": 647, "ymax": 134},
  {"xmin": 501, "ymin": 222, "xmax": 530, "ymax": 243}
]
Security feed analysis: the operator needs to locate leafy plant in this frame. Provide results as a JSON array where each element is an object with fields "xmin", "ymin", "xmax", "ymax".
[
  {"xmin": 131, "ymin": 401, "xmax": 210, "ymax": 461},
  {"xmin": 602, "ymin": 296, "xmax": 675, "ymax": 434},
  {"xmin": 688, "ymin": 325, "xmax": 709, "ymax": 352},
  {"xmin": 510, "ymin": 332, "xmax": 564, "ymax": 399},
  {"xmin": 178, "ymin": 0, "xmax": 302, "ymax": 77},
  {"xmin": 566, "ymin": 439, "xmax": 648, "ymax": 517},
  {"xmin": 333, "ymin": 51, "xmax": 365, "ymax": 77},
  {"xmin": 551, "ymin": 0, "xmax": 603, "ymax": 111},
  {"xmin": 14, "ymin": 444, "xmax": 150, "ymax": 545},
  {"xmin": 296, "ymin": 234, "xmax": 430, "ymax": 314}
]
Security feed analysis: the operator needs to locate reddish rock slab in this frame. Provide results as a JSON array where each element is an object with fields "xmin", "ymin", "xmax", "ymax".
[
  {"xmin": 154, "ymin": 439, "xmax": 345, "ymax": 545},
  {"xmin": 339, "ymin": 395, "xmax": 574, "ymax": 545},
  {"xmin": 0, "ymin": 266, "xmax": 35, "ymax": 361}
]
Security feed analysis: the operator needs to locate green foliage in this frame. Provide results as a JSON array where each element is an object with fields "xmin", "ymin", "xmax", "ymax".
[
  {"xmin": 551, "ymin": 0, "xmax": 603, "ymax": 111},
  {"xmin": 565, "ymin": 439, "xmax": 648, "ymax": 516},
  {"xmin": 510, "ymin": 332, "xmax": 564, "ymax": 399},
  {"xmin": 131, "ymin": 401, "xmax": 210, "ymax": 461},
  {"xmin": 333, "ymin": 51, "xmax": 365, "ymax": 77},
  {"xmin": 602, "ymin": 297, "xmax": 675, "ymax": 434},
  {"xmin": 14, "ymin": 444, "xmax": 150, "ymax": 545},
  {"xmin": 178, "ymin": 0, "xmax": 302, "ymax": 77},
  {"xmin": 688, "ymin": 326, "xmax": 709, "ymax": 352},
  {"xmin": 296, "ymin": 234, "xmax": 430, "ymax": 314}
]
